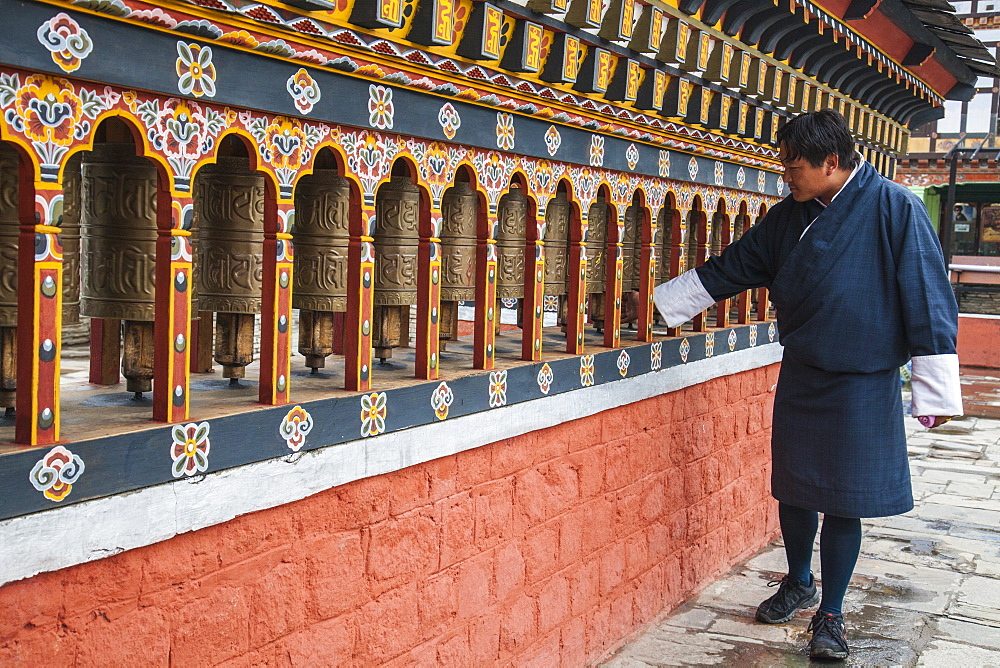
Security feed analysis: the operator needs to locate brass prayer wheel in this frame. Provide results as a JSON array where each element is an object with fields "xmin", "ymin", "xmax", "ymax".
[
  {"xmin": 80, "ymin": 143, "xmax": 159, "ymax": 395},
  {"xmin": 622, "ymin": 204, "xmax": 641, "ymax": 292},
  {"xmin": 373, "ymin": 176, "xmax": 420, "ymax": 362},
  {"xmin": 440, "ymin": 181, "xmax": 478, "ymax": 345},
  {"xmin": 543, "ymin": 191, "xmax": 570, "ymax": 296},
  {"xmin": 587, "ymin": 196, "xmax": 608, "ymax": 332},
  {"xmin": 293, "ymin": 170, "xmax": 351, "ymax": 371},
  {"xmin": 195, "ymin": 157, "xmax": 265, "ymax": 380},
  {"xmin": 61, "ymin": 152, "xmax": 82, "ymax": 325},
  {"xmin": 495, "ymin": 188, "xmax": 527, "ymax": 299},
  {"xmin": 0, "ymin": 144, "xmax": 18, "ymax": 410}
]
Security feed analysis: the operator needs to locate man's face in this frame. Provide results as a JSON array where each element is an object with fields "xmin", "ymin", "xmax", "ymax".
[{"xmin": 778, "ymin": 144, "xmax": 838, "ymax": 203}]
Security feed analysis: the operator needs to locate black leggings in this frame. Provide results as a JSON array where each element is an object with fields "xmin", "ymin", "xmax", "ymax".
[{"xmin": 779, "ymin": 502, "xmax": 862, "ymax": 616}]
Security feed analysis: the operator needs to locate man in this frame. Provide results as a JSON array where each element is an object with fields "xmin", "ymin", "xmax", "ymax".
[{"xmin": 653, "ymin": 110, "xmax": 962, "ymax": 660}]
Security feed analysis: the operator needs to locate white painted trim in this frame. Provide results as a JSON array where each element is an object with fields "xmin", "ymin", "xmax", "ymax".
[
  {"xmin": 958, "ymin": 313, "xmax": 1000, "ymax": 320},
  {"xmin": 0, "ymin": 343, "xmax": 783, "ymax": 586}
]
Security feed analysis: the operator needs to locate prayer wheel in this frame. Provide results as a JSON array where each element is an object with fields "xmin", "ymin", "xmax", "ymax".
[
  {"xmin": 439, "ymin": 181, "xmax": 478, "ymax": 346},
  {"xmin": 543, "ymin": 191, "xmax": 570, "ymax": 296},
  {"xmin": 495, "ymin": 188, "xmax": 527, "ymax": 331},
  {"xmin": 80, "ymin": 143, "xmax": 158, "ymax": 396},
  {"xmin": 61, "ymin": 153, "xmax": 82, "ymax": 326},
  {"xmin": 196, "ymin": 157, "xmax": 265, "ymax": 381},
  {"xmin": 587, "ymin": 196, "xmax": 608, "ymax": 332},
  {"xmin": 373, "ymin": 177, "xmax": 420, "ymax": 363},
  {"xmin": 0, "ymin": 145, "xmax": 18, "ymax": 413},
  {"xmin": 622, "ymin": 204, "xmax": 641, "ymax": 292},
  {"xmin": 293, "ymin": 170, "xmax": 350, "ymax": 372}
]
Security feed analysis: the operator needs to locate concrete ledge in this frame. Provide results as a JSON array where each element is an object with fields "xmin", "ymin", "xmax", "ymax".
[
  {"xmin": 958, "ymin": 315, "xmax": 1000, "ymax": 369},
  {"xmin": 0, "ymin": 343, "xmax": 783, "ymax": 586}
]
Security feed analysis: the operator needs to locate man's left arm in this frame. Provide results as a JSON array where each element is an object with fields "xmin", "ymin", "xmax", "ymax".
[{"xmin": 894, "ymin": 194, "xmax": 964, "ymax": 422}]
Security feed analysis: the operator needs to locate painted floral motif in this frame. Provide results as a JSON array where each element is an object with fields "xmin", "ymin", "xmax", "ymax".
[
  {"xmin": 544, "ymin": 125, "xmax": 561, "ymax": 156},
  {"xmin": 286, "ymin": 68, "xmax": 321, "ymax": 114},
  {"xmin": 617, "ymin": 349, "xmax": 630, "ymax": 376},
  {"xmin": 537, "ymin": 363, "xmax": 554, "ymax": 395},
  {"xmin": 749, "ymin": 325, "xmax": 758, "ymax": 347},
  {"xmin": 245, "ymin": 114, "xmax": 326, "ymax": 195},
  {"xmin": 705, "ymin": 332, "xmax": 716, "ymax": 357},
  {"xmin": 500, "ymin": 297, "xmax": 518, "ymax": 309},
  {"xmin": 580, "ymin": 355, "xmax": 595, "ymax": 387},
  {"xmin": 626, "ymin": 143, "xmax": 639, "ymax": 170},
  {"xmin": 658, "ymin": 150, "xmax": 670, "ymax": 178},
  {"xmin": 651, "ymin": 341, "xmax": 662, "ymax": 371},
  {"xmin": 37, "ymin": 13, "xmax": 93, "ymax": 73},
  {"xmin": 687, "ymin": 156, "xmax": 698, "ymax": 181},
  {"xmin": 170, "ymin": 421, "xmax": 211, "ymax": 478},
  {"xmin": 496, "ymin": 112, "xmax": 515, "ymax": 150},
  {"xmin": 757, "ymin": 170, "xmax": 766, "ymax": 193},
  {"xmin": 438, "ymin": 102, "xmax": 460, "ymax": 139},
  {"xmin": 360, "ymin": 392, "xmax": 387, "ymax": 437},
  {"xmin": 489, "ymin": 369, "xmax": 507, "ymax": 407},
  {"xmin": 340, "ymin": 130, "xmax": 400, "ymax": 206},
  {"xmin": 279, "ymin": 405, "xmax": 314, "ymax": 452},
  {"xmin": 368, "ymin": 84, "xmax": 394, "ymax": 129},
  {"xmin": 728, "ymin": 329, "xmax": 737, "ymax": 351},
  {"xmin": 176, "ymin": 42, "xmax": 216, "ymax": 98},
  {"xmin": 130, "ymin": 97, "xmax": 229, "ymax": 188},
  {"xmin": 776, "ymin": 179, "xmax": 785, "ymax": 196},
  {"xmin": 737, "ymin": 166, "xmax": 746, "ymax": 189},
  {"xmin": 589, "ymin": 135, "xmax": 605, "ymax": 167},
  {"xmin": 543, "ymin": 295, "xmax": 559, "ymax": 312},
  {"xmin": 680, "ymin": 337, "xmax": 690, "ymax": 363},
  {"xmin": 431, "ymin": 381, "xmax": 454, "ymax": 420},
  {"xmin": 29, "ymin": 445, "xmax": 85, "ymax": 502},
  {"xmin": 768, "ymin": 322, "xmax": 776, "ymax": 342},
  {"xmin": 714, "ymin": 161, "xmax": 724, "ymax": 186}
]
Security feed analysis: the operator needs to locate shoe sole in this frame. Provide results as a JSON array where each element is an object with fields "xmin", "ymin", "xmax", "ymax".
[
  {"xmin": 755, "ymin": 590, "xmax": 820, "ymax": 624},
  {"xmin": 809, "ymin": 647, "xmax": 849, "ymax": 660}
]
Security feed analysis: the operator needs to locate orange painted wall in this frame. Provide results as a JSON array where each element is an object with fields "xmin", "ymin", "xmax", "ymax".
[
  {"xmin": 958, "ymin": 316, "xmax": 1000, "ymax": 369},
  {"xmin": 0, "ymin": 364, "xmax": 780, "ymax": 666}
]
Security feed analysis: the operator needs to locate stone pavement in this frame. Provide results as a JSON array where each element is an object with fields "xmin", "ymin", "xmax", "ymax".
[{"xmin": 604, "ymin": 370, "xmax": 1000, "ymax": 666}]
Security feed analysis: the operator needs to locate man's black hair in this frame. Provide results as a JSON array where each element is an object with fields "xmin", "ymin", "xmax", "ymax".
[{"xmin": 775, "ymin": 109, "xmax": 858, "ymax": 171}]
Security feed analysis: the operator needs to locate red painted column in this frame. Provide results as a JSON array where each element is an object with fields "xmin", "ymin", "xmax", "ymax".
[
  {"xmin": 473, "ymin": 214, "xmax": 498, "ymax": 370},
  {"xmin": 15, "ymin": 185, "xmax": 62, "ymax": 446},
  {"xmin": 344, "ymin": 206, "xmax": 376, "ymax": 391},
  {"xmin": 415, "ymin": 205, "xmax": 442, "ymax": 381},
  {"xmin": 566, "ymin": 241, "xmax": 587, "ymax": 355},
  {"xmin": 259, "ymin": 200, "xmax": 294, "ymax": 406},
  {"xmin": 152, "ymin": 194, "xmax": 193, "ymax": 422}
]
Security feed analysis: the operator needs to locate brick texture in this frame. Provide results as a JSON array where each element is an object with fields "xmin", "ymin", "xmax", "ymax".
[{"xmin": 0, "ymin": 364, "xmax": 780, "ymax": 666}]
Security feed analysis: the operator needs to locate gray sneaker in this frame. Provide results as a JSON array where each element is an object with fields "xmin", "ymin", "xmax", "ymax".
[{"xmin": 755, "ymin": 575, "xmax": 819, "ymax": 624}]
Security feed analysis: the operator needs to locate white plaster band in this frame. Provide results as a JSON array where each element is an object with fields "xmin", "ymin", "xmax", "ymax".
[{"xmin": 0, "ymin": 344, "xmax": 783, "ymax": 586}]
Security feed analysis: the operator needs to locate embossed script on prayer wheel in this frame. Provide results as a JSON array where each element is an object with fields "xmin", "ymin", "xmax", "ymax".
[
  {"xmin": 373, "ymin": 177, "xmax": 420, "ymax": 363},
  {"xmin": 0, "ymin": 145, "xmax": 18, "ymax": 410},
  {"xmin": 587, "ymin": 196, "xmax": 608, "ymax": 332},
  {"xmin": 294, "ymin": 170, "xmax": 351, "ymax": 372},
  {"xmin": 196, "ymin": 157, "xmax": 266, "ymax": 380},
  {"xmin": 543, "ymin": 192, "xmax": 571, "ymax": 296},
  {"xmin": 80, "ymin": 144, "xmax": 159, "ymax": 395},
  {"xmin": 294, "ymin": 171, "xmax": 350, "ymax": 312},
  {"xmin": 495, "ymin": 189, "xmax": 527, "ymax": 300},
  {"xmin": 60, "ymin": 153, "xmax": 82, "ymax": 325},
  {"xmin": 440, "ymin": 181, "xmax": 478, "ymax": 302},
  {"xmin": 622, "ymin": 204, "xmax": 641, "ymax": 292},
  {"xmin": 80, "ymin": 144, "xmax": 158, "ymax": 321}
]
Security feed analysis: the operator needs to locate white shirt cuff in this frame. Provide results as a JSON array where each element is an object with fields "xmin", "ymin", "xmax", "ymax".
[
  {"xmin": 911, "ymin": 354, "xmax": 963, "ymax": 417},
  {"xmin": 653, "ymin": 270, "xmax": 716, "ymax": 328}
]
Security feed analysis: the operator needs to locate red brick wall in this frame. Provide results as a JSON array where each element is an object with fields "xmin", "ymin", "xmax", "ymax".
[{"xmin": 0, "ymin": 363, "xmax": 779, "ymax": 666}]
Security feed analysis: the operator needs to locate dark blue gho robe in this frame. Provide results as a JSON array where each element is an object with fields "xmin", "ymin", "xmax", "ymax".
[{"xmin": 653, "ymin": 161, "xmax": 963, "ymax": 518}]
